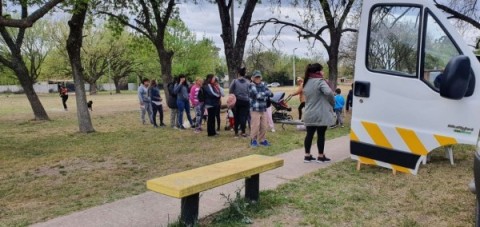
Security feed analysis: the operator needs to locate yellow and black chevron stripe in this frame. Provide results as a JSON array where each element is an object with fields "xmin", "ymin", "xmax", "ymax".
[{"xmin": 350, "ymin": 121, "xmax": 458, "ymax": 175}]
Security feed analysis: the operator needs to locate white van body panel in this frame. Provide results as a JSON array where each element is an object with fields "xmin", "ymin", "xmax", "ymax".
[{"xmin": 351, "ymin": 0, "xmax": 480, "ymax": 174}]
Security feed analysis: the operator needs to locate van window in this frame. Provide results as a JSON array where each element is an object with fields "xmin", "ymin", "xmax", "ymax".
[
  {"xmin": 422, "ymin": 12, "xmax": 461, "ymax": 90},
  {"xmin": 367, "ymin": 6, "xmax": 421, "ymax": 77}
]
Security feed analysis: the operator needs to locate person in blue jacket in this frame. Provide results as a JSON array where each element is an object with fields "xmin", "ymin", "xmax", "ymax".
[
  {"xmin": 333, "ymin": 88, "xmax": 345, "ymax": 128},
  {"xmin": 174, "ymin": 74, "xmax": 193, "ymax": 130}
]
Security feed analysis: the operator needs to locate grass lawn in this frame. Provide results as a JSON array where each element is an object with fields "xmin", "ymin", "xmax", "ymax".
[
  {"xmin": 207, "ymin": 147, "xmax": 476, "ymax": 226},
  {"xmin": 0, "ymin": 86, "xmax": 351, "ymax": 226}
]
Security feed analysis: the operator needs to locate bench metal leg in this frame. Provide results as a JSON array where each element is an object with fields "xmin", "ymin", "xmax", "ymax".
[
  {"xmin": 245, "ymin": 174, "xmax": 260, "ymax": 202},
  {"xmin": 181, "ymin": 193, "xmax": 199, "ymax": 227}
]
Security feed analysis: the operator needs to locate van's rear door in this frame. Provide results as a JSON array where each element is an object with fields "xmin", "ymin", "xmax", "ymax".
[{"xmin": 351, "ymin": 0, "xmax": 480, "ymax": 174}]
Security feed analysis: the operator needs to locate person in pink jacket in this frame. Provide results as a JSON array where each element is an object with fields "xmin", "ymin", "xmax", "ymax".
[{"xmin": 190, "ymin": 77, "xmax": 204, "ymax": 133}]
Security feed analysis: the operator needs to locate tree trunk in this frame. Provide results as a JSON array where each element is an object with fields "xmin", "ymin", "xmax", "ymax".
[
  {"xmin": 66, "ymin": 2, "xmax": 94, "ymax": 133},
  {"xmin": 113, "ymin": 78, "xmax": 121, "ymax": 94},
  {"xmin": 327, "ymin": 32, "xmax": 341, "ymax": 89},
  {"xmin": 217, "ymin": 0, "xmax": 258, "ymax": 84},
  {"xmin": 89, "ymin": 82, "xmax": 98, "ymax": 95},
  {"xmin": 157, "ymin": 47, "xmax": 173, "ymax": 103},
  {"xmin": 13, "ymin": 58, "xmax": 50, "ymax": 120},
  {"xmin": 0, "ymin": 25, "xmax": 50, "ymax": 120}
]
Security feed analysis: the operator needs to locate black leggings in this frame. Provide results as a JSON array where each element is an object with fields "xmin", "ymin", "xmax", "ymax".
[
  {"xmin": 152, "ymin": 104, "xmax": 164, "ymax": 126},
  {"xmin": 61, "ymin": 95, "xmax": 68, "ymax": 109},
  {"xmin": 298, "ymin": 102, "xmax": 305, "ymax": 120},
  {"xmin": 215, "ymin": 104, "xmax": 221, "ymax": 130},
  {"xmin": 304, "ymin": 126, "xmax": 327, "ymax": 155},
  {"xmin": 207, "ymin": 106, "xmax": 218, "ymax": 136},
  {"xmin": 234, "ymin": 100, "xmax": 250, "ymax": 134}
]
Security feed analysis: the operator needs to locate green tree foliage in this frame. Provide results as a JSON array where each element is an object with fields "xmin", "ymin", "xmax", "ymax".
[{"xmin": 166, "ymin": 19, "xmax": 220, "ymax": 78}]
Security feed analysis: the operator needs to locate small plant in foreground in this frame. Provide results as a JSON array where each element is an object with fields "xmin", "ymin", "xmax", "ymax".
[{"xmin": 213, "ymin": 187, "xmax": 253, "ymax": 225}]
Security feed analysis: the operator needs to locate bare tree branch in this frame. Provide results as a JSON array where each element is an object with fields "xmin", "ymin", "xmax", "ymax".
[
  {"xmin": 97, "ymin": 11, "xmax": 152, "ymax": 40},
  {"xmin": 434, "ymin": 1, "xmax": 480, "ymax": 30},
  {"xmin": 0, "ymin": 0, "xmax": 64, "ymax": 28},
  {"xmin": 251, "ymin": 18, "xmax": 329, "ymax": 49}
]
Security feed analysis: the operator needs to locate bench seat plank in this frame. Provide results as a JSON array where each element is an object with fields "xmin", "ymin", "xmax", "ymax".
[{"xmin": 147, "ymin": 155, "xmax": 284, "ymax": 198}]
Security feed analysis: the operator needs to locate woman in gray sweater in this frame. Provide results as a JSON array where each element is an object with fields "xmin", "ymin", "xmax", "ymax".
[{"xmin": 302, "ymin": 63, "xmax": 335, "ymax": 163}]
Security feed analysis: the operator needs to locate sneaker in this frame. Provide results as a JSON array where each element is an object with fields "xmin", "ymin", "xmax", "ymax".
[
  {"xmin": 340, "ymin": 125, "xmax": 345, "ymax": 128},
  {"xmin": 241, "ymin": 133, "xmax": 248, "ymax": 138},
  {"xmin": 260, "ymin": 140, "xmax": 271, "ymax": 146},
  {"xmin": 316, "ymin": 156, "xmax": 331, "ymax": 163},
  {"xmin": 304, "ymin": 155, "xmax": 316, "ymax": 163},
  {"xmin": 250, "ymin": 140, "xmax": 258, "ymax": 148},
  {"xmin": 179, "ymin": 126, "xmax": 186, "ymax": 130},
  {"xmin": 194, "ymin": 129, "xmax": 201, "ymax": 133},
  {"xmin": 153, "ymin": 125, "xmax": 158, "ymax": 128},
  {"xmin": 271, "ymin": 129, "xmax": 276, "ymax": 133},
  {"xmin": 329, "ymin": 125, "xmax": 337, "ymax": 129},
  {"xmin": 160, "ymin": 123, "xmax": 166, "ymax": 127},
  {"xmin": 234, "ymin": 133, "xmax": 239, "ymax": 138}
]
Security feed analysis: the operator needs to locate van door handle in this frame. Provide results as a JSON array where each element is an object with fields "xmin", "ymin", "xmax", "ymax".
[{"xmin": 354, "ymin": 81, "xmax": 370, "ymax": 98}]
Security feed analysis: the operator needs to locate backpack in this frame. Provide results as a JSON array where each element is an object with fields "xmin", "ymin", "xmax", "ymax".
[
  {"xmin": 167, "ymin": 82, "xmax": 176, "ymax": 98},
  {"xmin": 197, "ymin": 86, "xmax": 206, "ymax": 102}
]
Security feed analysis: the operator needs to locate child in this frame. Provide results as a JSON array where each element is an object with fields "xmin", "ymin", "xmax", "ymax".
[
  {"xmin": 333, "ymin": 88, "xmax": 345, "ymax": 128},
  {"xmin": 225, "ymin": 108, "xmax": 235, "ymax": 130}
]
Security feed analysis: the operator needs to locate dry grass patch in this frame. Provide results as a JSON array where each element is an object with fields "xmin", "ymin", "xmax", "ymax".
[{"xmin": 207, "ymin": 146, "xmax": 475, "ymax": 226}]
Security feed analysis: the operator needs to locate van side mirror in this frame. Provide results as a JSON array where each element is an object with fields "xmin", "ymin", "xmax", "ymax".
[{"xmin": 440, "ymin": 55, "xmax": 472, "ymax": 100}]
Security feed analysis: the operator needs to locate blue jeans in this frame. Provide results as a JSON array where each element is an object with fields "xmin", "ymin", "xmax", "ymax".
[
  {"xmin": 177, "ymin": 99, "xmax": 193, "ymax": 128},
  {"xmin": 141, "ymin": 102, "xmax": 153, "ymax": 124}
]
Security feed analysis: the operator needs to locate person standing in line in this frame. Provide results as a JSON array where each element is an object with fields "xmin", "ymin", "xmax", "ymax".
[
  {"xmin": 59, "ymin": 84, "xmax": 69, "ymax": 111},
  {"xmin": 230, "ymin": 67, "xmax": 250, "ymax": 138},
  {"xmin": 333, "ymin": 88, "xmax": 345, "ymax": 128},
  {"xmin": 174, "ymin": 74, "xmax": 194, "ymax": 130},
  {"xmin": 190, "ymin": 77, "xmax": 204, "ymax": 133},
  {"xmin": 249, "ymin": 70, "xmax": 273, "ymax": 147},
  {"xmin": 149, "ymin": 80, "xmax": 166, "ymax": 128},
  {"xmin": 203, "ymin": 74, "xmax": 221, "ymax": 136},
  {"xmin": 214, "ymin": 77, "xmax": 225, "ymax": 131},
  {"xmin": 346, "ymin": 83, "xmax": 353, "ymax": 113},
  {"xmin": 138, "ymin": 78, "xmax": 153, "ymax": 125},
  {"xmin": 302, "ymin": 63, "xmax": 335, "ymax": 163},
  {"xmin": 167, "ymin": 77, "xmax": 179, "ymax": 128},
  {"xmin": 290, "ymin": 77, "xmax": 305, "ymax": 120}
]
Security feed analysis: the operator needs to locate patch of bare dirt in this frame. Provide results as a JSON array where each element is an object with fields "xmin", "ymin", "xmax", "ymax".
[
  {"xmin": 250, "ymin": 205, "xmax": 308, "ymax": 227},
  {"xmin": 30, "ymin": 157, "xmax": 142, "ymax": 177}
]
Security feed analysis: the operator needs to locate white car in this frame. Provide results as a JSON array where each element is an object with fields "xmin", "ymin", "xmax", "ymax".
[{"xmin": 267, "ymin": 82, "xmax": 280, "ymax": 87}]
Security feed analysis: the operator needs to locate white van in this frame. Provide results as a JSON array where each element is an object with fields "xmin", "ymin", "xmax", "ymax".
[
  {"xmin": 351, "ymin": 0, "xmax": 480, "ymax": 175},
  {"xmin": 352, "ymin": 0, "xmax": 480, "ymax": 222}
]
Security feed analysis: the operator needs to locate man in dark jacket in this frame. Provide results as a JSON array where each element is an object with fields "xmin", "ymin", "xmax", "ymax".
[
  {"xmin": 167, "ymin": 77, "xmax": 179, "ymax": 128},
  {"xmin": 230, "ymin": 67, "xmax": 250, "ymax": 137}
]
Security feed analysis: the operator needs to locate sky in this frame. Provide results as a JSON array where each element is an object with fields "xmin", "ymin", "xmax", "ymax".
[{"xmin": 177, "ymin": 2, "xmax": 320, "ymax": 59}]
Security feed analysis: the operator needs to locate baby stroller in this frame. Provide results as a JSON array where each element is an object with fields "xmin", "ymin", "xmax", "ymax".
[{"xmin": 270, "ymin": 92, "xmax": 293, "ymax": 122}]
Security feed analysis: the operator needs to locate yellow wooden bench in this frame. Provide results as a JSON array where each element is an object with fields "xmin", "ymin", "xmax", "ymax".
[{"xmin": 147, "ymin": 154, "xmax": 284, "ymax": 226}]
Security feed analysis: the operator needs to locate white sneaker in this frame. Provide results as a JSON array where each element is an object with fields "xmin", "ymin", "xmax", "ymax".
[{"xmin": 271, "ymin": 129, "xmax": 276, "ymax": 132}]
